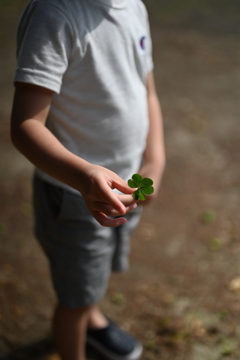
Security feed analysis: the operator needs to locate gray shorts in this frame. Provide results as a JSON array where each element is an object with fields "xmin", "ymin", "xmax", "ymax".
[{"xmin": 33, "ymin": 175, "xmax": 142, "ymax": 308}]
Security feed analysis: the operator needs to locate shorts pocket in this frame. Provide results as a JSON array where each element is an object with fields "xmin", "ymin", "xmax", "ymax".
[
  {"xmin": 44, "ymin": 181, "xmax": 64, "ymax": 221},
  {"xmin": 58, "ymin": 190, "xmax": 89, "ymax": 223}
]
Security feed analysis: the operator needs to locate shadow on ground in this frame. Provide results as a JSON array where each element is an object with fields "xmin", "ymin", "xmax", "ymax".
[
  {"xmin": 0, "ymin": 337, "xmax": 54, "ymax": 360},
  {"xmin": 0, "ymin": 338, "xmax": 104, "ymax": 360}
]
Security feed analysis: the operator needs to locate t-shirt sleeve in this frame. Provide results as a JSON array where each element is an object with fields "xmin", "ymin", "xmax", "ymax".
[
  {"xmin": 145, "ymin": 19, "xmax": 154, "ymax": 73},
  {"xmin": 14, "ymin": 1, "xmax": 73, "ymax": 93},
  {"xmin": 139, "ymin": 1, "xmax": 154, "ymax": 74}
]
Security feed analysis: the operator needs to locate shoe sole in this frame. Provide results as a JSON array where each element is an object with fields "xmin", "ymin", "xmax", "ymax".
[{"xmin": 86, "ymin": 336, "xmax": 143, "ymax": 360}]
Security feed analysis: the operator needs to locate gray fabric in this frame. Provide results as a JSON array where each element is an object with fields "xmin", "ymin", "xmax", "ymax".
[
  {"xmin": 14, "ymin": 0, "xmax": 154, "ymax": 194},
  {"xmin": 33, "ymin": 174, "xmax": 142, "ymax": 308}
]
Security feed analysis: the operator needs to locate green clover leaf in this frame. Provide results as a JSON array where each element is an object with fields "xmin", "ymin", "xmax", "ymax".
[{"xmin": 128, "ymin": 174, "xmax": 154, "ymax": 201}]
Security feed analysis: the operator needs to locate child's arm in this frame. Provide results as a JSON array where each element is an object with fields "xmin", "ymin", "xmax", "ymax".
[
  {"xmin": 138, "ymin": 71, "xmax": 166, "ymax": 205},
  {"xmin": 11, "ymin": 83, "xmax": 137, "ymax": 227}
]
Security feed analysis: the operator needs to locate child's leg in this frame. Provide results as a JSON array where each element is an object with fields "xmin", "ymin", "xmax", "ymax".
[
  {"xmin": 88, "ymin": 304, "xmax": 108, "ymax": 329},
  {"xmin": 53, "ymin": 302, "xmax": 92, "ymax": 360},
  {"xmin": 53, "ymin": 303, "xmax": 109, "ymax": 360}
]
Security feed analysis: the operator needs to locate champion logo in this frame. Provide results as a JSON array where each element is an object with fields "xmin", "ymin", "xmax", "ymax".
[{"xmin": 139, "ymin": 36, "xmax": 146, "ymax": 50}]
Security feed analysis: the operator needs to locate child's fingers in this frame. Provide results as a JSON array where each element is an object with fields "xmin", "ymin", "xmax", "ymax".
[
  {"xmin": 111, "ymin": 179, "xmax": 136, "ymax": 195},
  {"xmin": 97, "ymin": 175, "xmax": 137, "ymax": 212},
  {"xmin": 94, "ymin": 201, "xmax": 137, "ymax": 217},
  {"xmin": 83, "ymin": 167, "xmax": 136, "ymax": 215},
  {"xmin": 115, "ymin": 194, "xmax": 137, "ymax": 206},
  {"xmin": 97, "ymin": 180, "xmax": 127, "ymax": 214},
  {"xmin": 92, "ymin": 211, "xmax": 127, "ymax": 227}
]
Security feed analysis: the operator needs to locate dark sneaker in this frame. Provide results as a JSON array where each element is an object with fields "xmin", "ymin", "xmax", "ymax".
[{"xmin": 86, "ymin": 320, "xmax": 143, "ymax": 360}]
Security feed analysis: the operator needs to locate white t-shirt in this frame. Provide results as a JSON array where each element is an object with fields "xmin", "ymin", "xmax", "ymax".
[{"xmin": 14, "ymin": 0, "xmax": 154, "ymax": 194}]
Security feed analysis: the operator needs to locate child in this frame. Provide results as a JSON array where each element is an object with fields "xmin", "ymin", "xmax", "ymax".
[{"xmin": 11, "ymin": 0, "xmax": 165, "ymax": 359}]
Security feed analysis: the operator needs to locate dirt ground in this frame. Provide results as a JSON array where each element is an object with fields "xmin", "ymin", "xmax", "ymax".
[{"xmin": 0, "ymin": 1, "xmax": 240, "ymax": 359}]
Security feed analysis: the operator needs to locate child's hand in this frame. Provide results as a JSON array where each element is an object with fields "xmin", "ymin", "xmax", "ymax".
[{"xmin": 78, "ymin": 164, "xmax": 137, "ymax": 227}]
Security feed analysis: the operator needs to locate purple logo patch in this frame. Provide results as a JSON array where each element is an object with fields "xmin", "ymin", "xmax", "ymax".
[{"xmin": 140, "ymin": 36, "xmax": 146, "ymax": 50}]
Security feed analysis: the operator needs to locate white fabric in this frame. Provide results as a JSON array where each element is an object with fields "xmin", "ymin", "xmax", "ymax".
[{"xmin": 14, "ymin": 0, "xmax": 154, "ymax": 194}]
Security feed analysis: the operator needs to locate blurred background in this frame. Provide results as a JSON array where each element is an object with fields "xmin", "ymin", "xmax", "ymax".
[{"xmin": 0, "ymin": 0, "xmax": 240, "ymax": 359}]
